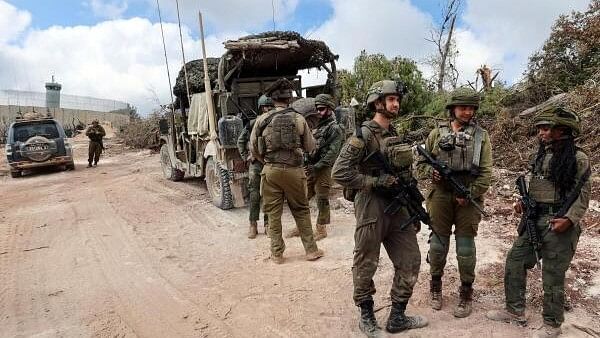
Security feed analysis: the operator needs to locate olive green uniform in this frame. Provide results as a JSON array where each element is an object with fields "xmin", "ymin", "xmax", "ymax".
[
  {"xmin": 237, "ymin": 120, "xmax": 267, "ymax": 224},
  {"xmin": 416, "ymin": 121, "xmax": 492, "ymax": 284},
  {"xmin": 250, "ymin": 106, "xmax": 319, "ymax": 257},
  {"xmin": 306, "ymin": 115, "xmax": 343, "ymax": 225},
  {"xmin": 332, "ymin": 120, "xmax": 421, "ymax": 305},
  {"xmin": 505, "ymin": 148, "xmax": 590, "ymax": 327},
  {"xmin": 86, "ymin": 124, "xmax": 106, "ymax": 165}
]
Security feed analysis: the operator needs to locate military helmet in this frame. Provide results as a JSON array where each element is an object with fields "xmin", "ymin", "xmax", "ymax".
[
  {"xmin": 92, "ymin": 119, "xmax": 99, "ymax": 124},
  {"xmin": 445, "ymin": 87, "xmax": 480, "ymax": 110},
  {"xmin": 291, "ymin": 97, "xmax": 317, "ymax": 117},
  {"xmin": 534, "ymin": 106, "xmax": 581, "ymax": 136},
  {"xmin": 315, "ymin": 93, "xmax": 336, "ymax": 110},
  {"xmin": 265, "ymin": 78, "xmax": 295, "ymax": 100},
  {"xmin": 365, "ymin": 80, "xmax": 407, "ymax": 110},
  {"xmin": 257, "ymin": 95, "xmax": 273, "ymax": 109}
]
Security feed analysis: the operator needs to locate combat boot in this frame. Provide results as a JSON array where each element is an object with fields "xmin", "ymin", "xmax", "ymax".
[
  {"xmin": 385, "ymin": 302, "xmax": 428, "ymax": 333},
  {"xmin": 454, "ymin": 285, "xmax": 473, "ymax": 318},
  {"xmin": 486, "ymin": 308, "xmax": 527, "ymax": 325},
  {"xmin": 305, "ymin": 248, "xmax": 324, "ymax": 261},
  {"xmin": 314, "ymin": 224, "xmax": 327, "ymax": 241},
  {"xmin": 87, "ymin": 162, "xmax": 93, "ymax": 168},
  {"xmin": 358, "ymin": 300, "xmax": 382, "ymax": 338},
  {"xmin": 247, "ymin": 221, "xmax": 258, "ymax": 239},
  {"xmin": 285, "ymin": 227, "xmax": 300, "ymax": 238},
  {"xmin": 430, "ymin": 279, "xmax": 442, "ymax": 310},
  {"xmin": 533, "ymin": 324, "xmax": 562, "ymax": 338},
  {"xmin": 270, "ymin": 255, "xmax": 284, "ymax": 264}
]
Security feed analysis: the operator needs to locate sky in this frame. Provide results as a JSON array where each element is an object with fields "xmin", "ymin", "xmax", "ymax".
[{"xmin": 0, "ymin": 0, "xmax": 591, "ymax": 114}]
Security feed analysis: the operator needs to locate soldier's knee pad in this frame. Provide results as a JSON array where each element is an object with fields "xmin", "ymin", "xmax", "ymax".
[
  {"xmin": 429, "ymin": 234, "xmax": 449, "ymax": 254},
  {"xmin": 456, "ymin": 236, "xmax": 476, "ymax": 257}
]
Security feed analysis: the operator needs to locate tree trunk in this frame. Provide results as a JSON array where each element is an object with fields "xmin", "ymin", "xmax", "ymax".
[{"xmin": 437, "ymin": 14, "xmax": 456, "ymax": 92}]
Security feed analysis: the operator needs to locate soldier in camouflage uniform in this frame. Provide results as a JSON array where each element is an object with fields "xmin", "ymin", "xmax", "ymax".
[
  {"xmin": 416, "ymin": 88, "xmax": 493, "ymax": 318},
  {"xmin": 487, "ymin": 107, "xmax": 590, "ymax": 338},
  {"xmin": 332, "ymin": 80, "xmax": 427, "ymax": 336},
  {"xmin": 86, "ymin": 119, "xmax": 106, "ymax": 167},
  {"xmin": 238, "ymin": 95, "xmax": 273, "ymax": 239},
  {"xmin": 286, "ymin": 94, "xmax": 343, "ymax": 240},
  {"xmin": 250, "ymin": 78, "xmax": 324, "ymax": 264}
]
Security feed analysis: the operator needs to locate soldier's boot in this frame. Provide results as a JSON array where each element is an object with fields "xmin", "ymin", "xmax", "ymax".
[
  {"xmin": 453, "ymin": 285, "xmax": 473, "ymax": 318},
  {"xmin": 386, "ymin": 302, "xmax": 428, "ymax": 333},
  {"xmin": 533, "ymin": 324, "xmax": 562, "ymax": 338},
  {"xmin": 305, "ymin": 248, "xmax": 324, "ymax": 261},
  {"xmin": 270, "ymin": 255, "xmax": 284, "ymax": 264},
  {"xmin": 93, "ymin": 161, "xmax": 98, "ymax": 166},
  {"xmin": 87, "ymin": 162, "xmax": 93, "ymax": 168},
  {"xmin": 430, "ymin": 279, "xmax": 443, "ymax": 310},
  {"xmin": 486, "ymin": 308, "xmax": 527, "ymax": 325},
  {"xmin": 284, "ymin": 227, "xmax": 300, "ymax": 238},
  {"xmin": 247, "ymin": 221, "xmax": 258, "ymax": 239},
  {"xmin": 314, "ymin": 224, "xmax": 327, "ymax": 241},
  {"xmin": 358, "ymin": 300, "xmax": 383, "ymax": 338}
]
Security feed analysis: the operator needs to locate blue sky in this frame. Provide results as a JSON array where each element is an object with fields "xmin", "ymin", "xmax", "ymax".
[{"xmin": 0, "ymin": 0, "xmax": 591, "ymax": 114}]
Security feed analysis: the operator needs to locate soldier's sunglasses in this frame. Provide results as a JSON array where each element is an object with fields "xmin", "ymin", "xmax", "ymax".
[{"xmin": 316, "ymin": 106, "xmax": 328, "ymax": 111}]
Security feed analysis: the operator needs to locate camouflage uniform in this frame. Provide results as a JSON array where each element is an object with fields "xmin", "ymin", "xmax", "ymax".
[
  {"xmin": 415, "ymin": 88, "xmax": 492, "ymax": 317},
  {"xmin": 86, "ymin": 122, "xmax": 105, "ymax": 167},
  {"xmin": 333, "ymin": 80, "xmax": 426, "ymax": 336},
  {"xmin": 249, "ymin": 79, "xmax": 323, "ymax": 263},
  {"xmin": 488, "ymin": 107, "xmax": 590, "ymax": 337},
  {"xmin": 237, "ymin": 120, "xmax": 267, "ymax": 228}
]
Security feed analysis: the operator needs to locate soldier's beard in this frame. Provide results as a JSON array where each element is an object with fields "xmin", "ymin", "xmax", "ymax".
[{"xmin": 377, "ymin": 108, "xmax": 398, "ymax": 119}]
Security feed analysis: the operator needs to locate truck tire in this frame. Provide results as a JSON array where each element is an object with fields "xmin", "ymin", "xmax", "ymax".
[
  {"xmin": 205, "ymin": 157, "xmax": 234, "ymax": 210},
  {"xmin": 66, "ymin": 161, "xmax": 75, "ymax": 170},
  {"xmin": 160, "ymin": 144, "xmax": 184, "ymax": 181},
  {"xmin": 10, "ymin": 170, "xmax": 21, "ymax": 178}
]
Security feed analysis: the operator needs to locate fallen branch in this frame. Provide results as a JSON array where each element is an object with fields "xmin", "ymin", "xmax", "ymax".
[
  {"xmin": 23, "ymin": 246, "xmax": 50, "ymax": 252},
  {"xmin": 374, "ymin": 303, "xmax": 392, "ymax": 313},
  {"xmin": 571, "ymin": 323, "xmax": 600, "ymax": 337}
]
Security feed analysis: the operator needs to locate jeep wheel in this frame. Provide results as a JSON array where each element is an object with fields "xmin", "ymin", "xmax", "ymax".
[
  {"xmin": 66, "ymin": 161, "xmax": 75, "ymax": 170},
  {"xmin": 10, "ymin": 170, "xmax": 21, "ymax": 178},
  {"xmin": 160, "ymin": 144, "xmax": 184, "ymax": 181},
  {"xmin": 205, "ymin": 157, "xmax": 234, "ymax": 210}
]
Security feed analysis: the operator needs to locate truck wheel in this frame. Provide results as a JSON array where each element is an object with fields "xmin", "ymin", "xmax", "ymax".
[
  {"xmin": 160, "ymin": 144, "xmax": 184, "ymax": 181},
  {"xmin": 10, "ymin": 170, "xmax": 21, "ymax": 178},
  {"xmin": 66, "ymin": 161, "xmax": 75, "ymax": 170},
  {"xmin": 206, "ymin": 157, "xmax": 234, "ymax": 210}
]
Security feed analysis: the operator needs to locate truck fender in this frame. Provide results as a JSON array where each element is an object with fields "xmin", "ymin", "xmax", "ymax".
[{"xmin": 203, "ymin": 140, "xmax": 218, "ymax": 159}]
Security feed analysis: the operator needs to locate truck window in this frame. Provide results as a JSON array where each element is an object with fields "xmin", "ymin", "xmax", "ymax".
[{"xmin": 13, "ymin": 121, "xmax": 60, "ymax": 142}]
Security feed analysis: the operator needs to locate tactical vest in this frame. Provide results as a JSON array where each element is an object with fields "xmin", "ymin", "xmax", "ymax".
[
  {"xmin": 310, "ymin": 117, "xmax": 337, "ymax": 162},
  {"xmin": 528, "ymin": 152, "xmax": 558, "ymax": 204},
  {"xmin": 435, "ymin": 122, "xmax": 484, "ymax": 174},
  {"xmin": 358, "ymin": 124, "xmax": 412, "ymax": 181},
  {"xmin": 258, "ymin": 108, "xmax": 303, "ymax": 166}
]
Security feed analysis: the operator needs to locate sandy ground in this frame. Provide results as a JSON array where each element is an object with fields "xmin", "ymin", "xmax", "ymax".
[{"xmin": 1, "ymin": 131, "xmax": 599, "ymax": 337}]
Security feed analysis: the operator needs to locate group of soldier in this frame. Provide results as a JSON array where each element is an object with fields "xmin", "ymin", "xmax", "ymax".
[{"xmin": 237, "ymin": 78, "xmax": 591, "ymax": 338}]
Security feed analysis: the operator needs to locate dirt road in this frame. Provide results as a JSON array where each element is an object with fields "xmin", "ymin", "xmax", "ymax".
[{"xmin": 1, "ymin": 134, "xmax": 599, "ymax": 337}]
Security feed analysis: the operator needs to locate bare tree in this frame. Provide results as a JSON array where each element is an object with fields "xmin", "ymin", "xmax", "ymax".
[{"xmin": 426, "ymin": 0, "xmax": 462, "ymax": 92}]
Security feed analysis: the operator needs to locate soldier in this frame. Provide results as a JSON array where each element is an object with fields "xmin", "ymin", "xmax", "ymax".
[
  {"xmin": 487, "ymin": 107, "xmax": 590, "ymax": 338},
  {"xmin": 250, "ymin": 78, "xmax": 324, "ymax": 264},
  {"xmin": 332, "ymin": 80, "xmax": 427, "ymax": 336},
  {"xmin": 238, "ymin": 95, "xmax": 273, "ymax": 239},
  {"xmin": 415, "ymin": 88, "xmax": 492, "ymax": 318},
  {"xmin": 286, "ymin": 94, "xmax": 343, "ymax": 240},
  {"xmin": 86, "ymin": 119, "xmax": 106, "ymax": 167}
]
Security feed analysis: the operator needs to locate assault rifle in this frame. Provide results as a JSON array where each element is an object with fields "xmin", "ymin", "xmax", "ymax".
[
  {"xmin": 516, "ymin": 175, "xmax": 542, "ymax": 269},
  {"xmin": 416, "ymin": 145, "xmax": 488, "ymax": 217},
  {"xmin": 364, "ymin": 150, "xmax": 431, "ymax": 230}
]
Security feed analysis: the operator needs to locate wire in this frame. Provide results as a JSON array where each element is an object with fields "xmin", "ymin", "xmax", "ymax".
[
  {"xmin": 155, "ymin": 0, "xmax": 175, "ymax": 111},
  {"xmin": 175, "ymin": 0, "xmax": 192, "ymax": 110},
  {"xmin": 271, "ymin": 0, "xmax": 276, "ymax": 31}
]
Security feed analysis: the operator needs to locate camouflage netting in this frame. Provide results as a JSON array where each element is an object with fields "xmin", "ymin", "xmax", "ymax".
[
  {"xmin": 173, "ymin": 31, "xmax": 337, "ymax": 108},
  {"xmin": 173, "ymin": 58, "xmax": 220, "ymax": 109}
]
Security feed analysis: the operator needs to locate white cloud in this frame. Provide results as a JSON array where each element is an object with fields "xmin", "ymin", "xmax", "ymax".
[
  {"xmin": 87, "ymin": 0, "xmax": 129, "ymax": 19},
  {"xmin": 0, "ymin": 0, "xmax": 31, "ymax": 43},
  {"xmin": 461, "ymin": 0, "xmax": 590, "ymax": 82}
]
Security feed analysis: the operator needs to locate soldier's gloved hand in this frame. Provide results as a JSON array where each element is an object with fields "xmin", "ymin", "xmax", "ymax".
[
  {"xmin": 432, "ymin": 169, "xmax": 442, "ymax": 183},
  {"xmin": 413, "ymin": 221, "xmax": 421, "ymax": 232},
  {"xmin": 374, "ymin": 174, "xmax": 397, "ymax": 188},
  {"xmin": 304, "ymin": 164, "xmax": 314, "ymax": 177}
]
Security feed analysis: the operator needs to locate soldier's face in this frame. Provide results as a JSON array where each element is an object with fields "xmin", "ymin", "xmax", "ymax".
[
  {"xmin": 537, "ymin": 125, "xmax": 564, "ymax": 144},
  {"xmin": 453, "ymin": 105, "xmax": 475, "ymax": 123},
  {"xmin": 376, "ymin": 95, "xmax": 400, "ymax": 115},
  {"xmin": 317, "ymin": 106, "xmax": 330, "ymax": 118}
]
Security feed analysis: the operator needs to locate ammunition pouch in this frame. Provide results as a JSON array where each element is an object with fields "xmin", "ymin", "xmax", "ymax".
[{"xmin": 257, "ymin": 136, "xmax": 266, "ymax": 155}]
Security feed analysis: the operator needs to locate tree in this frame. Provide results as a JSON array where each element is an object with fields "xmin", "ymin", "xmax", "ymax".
[
  {"xmin": 525, "ymin": 0, "xmax": 600, "ymax": 103},
  {"xmin": 338, "ymin": 51, "xmax": 433, "ymax": 115},
  {"xmin": 426, "ymin": 0, "xmax": 462, "ymax": 92}
]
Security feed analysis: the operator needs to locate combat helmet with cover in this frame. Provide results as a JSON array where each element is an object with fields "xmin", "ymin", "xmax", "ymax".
[
  {"xmin": 265, "ymin": 78, "xmax": 295, "ymax": 101},
  {"xmin": 258, "ymin": 94, "xmax": 273, "ymax": 109},
  {"xmin": 533, "ymin": 106, "xmax": 581, "ymax": 137},
  {"xmin": 446, "ymin": 87, "xmax": 480, "ymax": 111},
  {"xmin": 365, "ymin": 80, "xmax": 407, "ymax": 111},
  {"xmin": 315, "ymin": 94, "xmax": 336, "ymax": 110}
]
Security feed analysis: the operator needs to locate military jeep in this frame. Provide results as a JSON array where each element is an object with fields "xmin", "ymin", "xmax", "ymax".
[
  {"xmin": 159, "ymin": 31, "xmax": 338, "ymax": 210},
  {"xmin": 5, "ymin": 114, "xmax": 75, "ymax": 178}
]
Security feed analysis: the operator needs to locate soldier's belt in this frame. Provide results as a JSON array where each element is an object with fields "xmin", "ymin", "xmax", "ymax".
[
  {"xmin": 536, "ymin": 203, "xmax": 560, "ymax": 214},
  {"xmin": 266, "ymin": 162, "xmax": 301, "ymax": 169}
]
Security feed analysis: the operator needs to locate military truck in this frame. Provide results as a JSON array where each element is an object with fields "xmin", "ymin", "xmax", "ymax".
[{"xmin": 159, "ymin": 31, "xmax": 338, "ymax": 210}]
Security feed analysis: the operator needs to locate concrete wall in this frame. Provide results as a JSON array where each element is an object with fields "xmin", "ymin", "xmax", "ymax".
[{"xmin": 0, "ymin": 105, "xmax": 129, "ymax": 130}]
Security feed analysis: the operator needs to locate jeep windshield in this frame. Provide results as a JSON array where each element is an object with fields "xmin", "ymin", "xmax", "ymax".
[{"xmin": 13, "ymin": 121, "xmax": 60, "ymax": 142}]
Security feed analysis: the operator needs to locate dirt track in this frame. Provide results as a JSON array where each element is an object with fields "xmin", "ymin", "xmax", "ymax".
[{"xmin": 1, "ymin": 133, "xmax": 599, "ymax": 337}]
